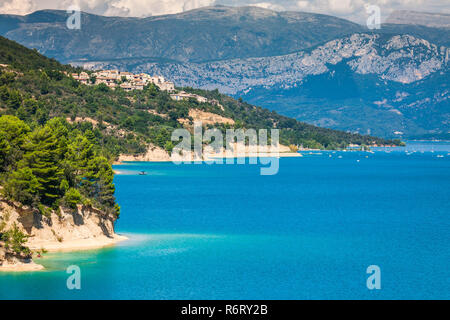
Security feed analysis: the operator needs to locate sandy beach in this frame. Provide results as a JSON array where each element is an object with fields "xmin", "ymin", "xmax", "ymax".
[
  {"xmin": 28, "ymin": 234, "xmax": 129, "ymax": 253},
  {"xmin": 0, "ymin": 234, "xmax": 128, "ymax": 272},
  {"xmin": 0, "ymin": 260, "xmax": 45, "ymax": 272},
  {"xmin": 114, "ymin": 142, "xmax": 302, "ymax": 165}
]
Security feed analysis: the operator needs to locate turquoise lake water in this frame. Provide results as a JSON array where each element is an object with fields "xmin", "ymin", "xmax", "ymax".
[{"xmin": 1, "ymin": 141, "xmax": 449, "ymax": 299}]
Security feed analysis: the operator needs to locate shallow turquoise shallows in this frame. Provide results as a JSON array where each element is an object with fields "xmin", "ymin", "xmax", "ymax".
[{"xmin": 1, "ymin": 141, "xmax": 449, "ymax": 299}]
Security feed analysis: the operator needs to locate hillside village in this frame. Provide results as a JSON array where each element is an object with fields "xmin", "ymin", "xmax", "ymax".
[
  {"xmin": 71, "ymin": 70, "xmax": 221, "ymax": 106},
  {"xmin": 71, "ymin": 70, "xmax": 175, "ymax": 91}
]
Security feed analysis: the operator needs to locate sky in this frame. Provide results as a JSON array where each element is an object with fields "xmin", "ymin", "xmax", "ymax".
[{"xmin": 0, "ymin": 0, "xmax": 448, "ymax": 24}]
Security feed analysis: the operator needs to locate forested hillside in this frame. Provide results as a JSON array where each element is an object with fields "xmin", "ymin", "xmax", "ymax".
[
  {"xmin": 0, "ymin": 35, "xmax": 403, "ymax": 253},
  {"xmin": 0, "ymin": 36, "xmax": 398, "ymax": 155},
  {"xmin": 0, "ymin": 116, "xmax": 118, "ymax": 216}
]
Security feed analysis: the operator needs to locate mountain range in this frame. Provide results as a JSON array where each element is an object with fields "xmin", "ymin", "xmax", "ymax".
[
  {"xmin": 0, "ymin": 6, "xmax": 448, "ymax": 139},
  {"xmin": 0, "ymin": 6, "xmax": 363, "ymax": 63}
]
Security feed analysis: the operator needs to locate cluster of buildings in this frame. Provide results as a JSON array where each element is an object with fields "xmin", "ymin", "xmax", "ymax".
[
  {"xmin": 71, "ymin": 70, "xmax": 222, "ymax": 107},
  {"xmin": 71, "ymin": 70, "xmax": 175, "ymax": 92},
  {"xmin": 170, "ymin": 91, "xmax": 221, "ymax": 107}
]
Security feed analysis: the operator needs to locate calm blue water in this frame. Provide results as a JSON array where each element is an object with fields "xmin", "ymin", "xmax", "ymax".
[{"xmin": 1, "ymin": 141, "xmax": 449, "ymax": 299}]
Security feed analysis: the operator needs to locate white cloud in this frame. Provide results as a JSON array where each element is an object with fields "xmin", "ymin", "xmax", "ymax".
[
  {"xmin": 104, "ymin": 0, "xmax": 215, "ymax": 17},
  {"xmin": 0, "ymin": 0, "xmax": 216, "ymax": 17},
  {"xmin": 252, "ymin": 2, "xmax": 285, "ymax": 11},
  {"xmin": 294, "ymin": 0, "xmax": 449, "ymax": 23},
  {"xmin": 0, "ymin": 0, "xmax": 448, "ymax": 23},
  {"xmin": 0, "ymin": 0, "xmax": 36, "ymax": 15},
  {"xmin": 60, "ymin": 0, "xmax": 106, "ymax": 10}
]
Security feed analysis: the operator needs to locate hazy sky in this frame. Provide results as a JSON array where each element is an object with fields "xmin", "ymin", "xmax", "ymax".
[{"xmin": 0, "ymin": 0, "xmax": 448, "ymax": 24}]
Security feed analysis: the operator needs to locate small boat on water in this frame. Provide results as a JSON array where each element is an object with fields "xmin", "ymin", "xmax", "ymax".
[{"xmin": 139, "ymin": 171, "xmax": 147, "ymax": 175}]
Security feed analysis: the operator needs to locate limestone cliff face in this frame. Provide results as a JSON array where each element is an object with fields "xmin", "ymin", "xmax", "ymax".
[
  {"xmin": 0, "ymin": 198, "xmax": 122, "ymax": 270},
  {"xmin": 85, "ymin": 33, "xmax": 446, "ymax": 139},
  {"xmin": 105, "ymin": 33, "xmax": 448, "ymax": 94},
  {"xmin": 117, "ymin": 144, "xmax": 171, "ymax": 162}
]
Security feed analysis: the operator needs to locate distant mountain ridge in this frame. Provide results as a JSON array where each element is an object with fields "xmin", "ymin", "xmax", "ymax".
[
  {"xmin": 95, "ymin": 33, "xmax": 445, "ymax": 93},
  {"xmin": 386, "ymin": 10, "xmax": 450, "ymax": 29},
  {"xmin": 0, "ymin": 6, "xmax": 448, "ymax": 139},
  {"xmin": 0, "ymin": 6, "xmax": 363, "ymax": 63},
  {"xmin": 76, "ymin": 33, "xmax": 449, "ymax": 139}
]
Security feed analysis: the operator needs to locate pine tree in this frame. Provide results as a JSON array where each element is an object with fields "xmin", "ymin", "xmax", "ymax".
[
  {"xmin": 0, "ymin": 115, "xmax": 30, "ymax": 147},
  {"xmin": 66, "ymin": 133, "xmax": 95, "ymax": 186},
  {"xmin": 84, "ymin": 156, "xmax": 116, "ymax": 210},
  {"xmin": 3, "ymin": 167, "xmax": 39, "ymax": 205},
  {"xmin": 0, "ymin": 134, "xmax": 10, "ymax": 171},
  {"xmin": 20, "ymin": 125, "xmax": 64, "ymax": 205},
  {"xmin": 6, "ymin": 89, "xmax": 21, "ymax": 109},
  {"xmin": 0, "ymin": 115, "xmax": 30, "ymax": 170}
]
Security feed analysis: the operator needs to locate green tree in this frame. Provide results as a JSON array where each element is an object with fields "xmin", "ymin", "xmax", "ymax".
[
  {"xmin": 0, "ymin": 134, "xmax": 10, "ymax": 170},
  {"xmin": 6, "ymin": 89, "xmax": 21, "ymax": 109},
  {"xmin": 0, "ymin": 115, "xmax": 30, "ymax": 147},
  {"xmin": 164, "ymin": 140, "xmax": 174, "ymax": 153},
  {"xmin": 0, "ymin": 115, "xmax": 30, "ymax": 170},
  {"xmin": 20, "ymin": 125, "xmax": 64, "ymax": 205},
  {"xmin": 22, "ymin": 98, "xmax": 38, "ymax": 114},
  {"xmin": 2, "ymin": 223, "xmax": 30, "ymax": 257},
  {"xmin": 65, "ymin": 133, "xmax": 95, "ymax": 186},
  {"xmin": 0, "ymin": 85, "xmax": 9, "ymax": 101},
  {"xmin": 2, "ymin": 168, "xmax": 39, "ymax": 205},
  {"xmin": 84, "ymin": 156, "xmax": 116, "ymax": 210},
  {"xmin": 63, "ymin": 187, "xmax": 82, "ymax": 209}
]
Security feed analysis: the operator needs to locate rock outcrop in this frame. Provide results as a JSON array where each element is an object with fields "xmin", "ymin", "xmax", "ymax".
[
  {"xmin": 0, "ymin": 199, "xmax": 125, "ymax": 271},
  {"xmin": 84, "ymin": 33, "xmax": 448, "ymax": 139},
  {"xmin": 107, "ymin": 34, "xmax": 448, "ymax": 94}
]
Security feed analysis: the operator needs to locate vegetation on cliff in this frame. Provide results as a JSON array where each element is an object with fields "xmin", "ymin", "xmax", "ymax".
[
  {"xmin": 0, "ymin": 115, "xmax": 118, "ymax": 216},
  {"xmin": 0, "ymin": 223, "xmax": 30, "ymax": 258}
]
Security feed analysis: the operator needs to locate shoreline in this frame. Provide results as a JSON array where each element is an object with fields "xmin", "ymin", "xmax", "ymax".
[
  {"xmin": 28, "ymin": 234, "xmax": 129, "ymax": 253},
  {"xmin": 114, "ymin": 152, "xmax": 302, "ymax": 165},
  {"xmin": 0, "ymin": 261, "xmax": 45, "ymax": 272},
  {"xmin": 0, "ymin": 234, "xmax": 128, "ymax": 272},
  {"xmin": 113, "ymin": 143, "xmax": 407, "ymax": 165}
]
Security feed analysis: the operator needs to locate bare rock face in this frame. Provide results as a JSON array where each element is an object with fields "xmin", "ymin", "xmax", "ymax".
[
  {"xmin": 0, "ymin": 199, "xmax": 120, "ymax": 254},
  {"xmin": 76, "ymin": 32, "xmax": 447, "ymax": 139},
  {"xmin": 77, "ymin": 34, "xmax": 448, "ymax": 95},
  {"xmin": 0, "ymin": 247, "xmax": 5, "ymax": 262},
  {"xmin": 117, "ymin": 144, "xmax": 171, "ymax": 162}
]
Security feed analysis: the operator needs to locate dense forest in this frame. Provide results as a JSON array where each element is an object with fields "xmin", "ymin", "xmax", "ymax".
[
  {"xmin": 0, "ymin": 35, "xmax": 401, "ymax": 214},
  {"xmin": 0, "ymin": 115, "xmax": 119, "ymax": 215}
]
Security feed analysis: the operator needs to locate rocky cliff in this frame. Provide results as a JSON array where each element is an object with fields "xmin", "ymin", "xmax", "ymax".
[
  {"xmin": 89, "ymin": 33, "xmax": 447, "ymax": 95},
  {"xmin": 0, "ymin": 198, "xmax": 125, "ymax": 271}
]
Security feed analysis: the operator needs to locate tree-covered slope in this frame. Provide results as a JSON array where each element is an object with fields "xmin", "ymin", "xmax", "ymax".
[
  {"xmin": 0, "ymin": 35, "xmax": 398, "ymax": 153},
  {"xmin": 0, "ymin": 34, "xmax": 404, "ymax": 227}
]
